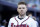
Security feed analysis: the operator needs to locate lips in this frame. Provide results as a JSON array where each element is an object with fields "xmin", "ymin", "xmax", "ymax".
[{"xmin": 20, "ymin": 11, "xmax": 23, "ymax": 13}]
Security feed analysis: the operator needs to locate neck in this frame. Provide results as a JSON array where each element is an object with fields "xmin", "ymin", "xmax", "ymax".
[{"xmin": 19, "ymin": 14, "xmax": 26, "ymax": 18}]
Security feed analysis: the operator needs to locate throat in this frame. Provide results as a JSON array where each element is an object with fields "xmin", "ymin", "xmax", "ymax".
[
  {"xmin": 19, "ymin": 14, "xmax": 26, "ymax": 18},
  {"xmin": 18, "ymin": 16, "xmax": 23, "ymax": 20},
  {"xmin": 18, "ymin": 15, "xmax": 26, "ymax": 20}
]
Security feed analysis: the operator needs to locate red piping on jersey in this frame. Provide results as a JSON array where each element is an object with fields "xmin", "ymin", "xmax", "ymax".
[
  {"xmin": 15, "ymin": 18, "xmax": 19, "ymax": 25},
  {"xmin": 15, "ymin": 16, "xmax": 30, "ymax": 25},
  {"xmin": 21, "ymin": 16, "xmax": 29, "ymax": 24}
]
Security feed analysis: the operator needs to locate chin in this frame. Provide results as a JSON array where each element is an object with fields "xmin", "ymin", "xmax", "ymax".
[{"xmin": 20, "ymin": 14, "xmax": 24, "ymax": 16}]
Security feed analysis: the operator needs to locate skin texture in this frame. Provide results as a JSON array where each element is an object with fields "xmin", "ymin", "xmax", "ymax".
[{"xmin": 17, "ymin": 4, "xmax": 27, "ymax": 18}]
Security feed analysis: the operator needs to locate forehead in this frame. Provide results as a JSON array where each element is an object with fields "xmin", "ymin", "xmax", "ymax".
[{"xmin": 18, "ymin": 4, "xmax": 27, "ymax": 7}]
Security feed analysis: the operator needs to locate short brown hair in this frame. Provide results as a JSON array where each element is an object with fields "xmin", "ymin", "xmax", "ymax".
[{"xmin": 18, "ymin": 2, "xmax": 27, "ymax": 5}]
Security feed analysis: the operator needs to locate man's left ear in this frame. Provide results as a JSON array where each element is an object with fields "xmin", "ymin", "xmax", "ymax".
[
  {"xmin": 17, "ymin": 8, "xmax": 18, "ymax": 12},
  {"xmin": 26, "ymin": 8, "xmax": 27, "ymax": 11}
]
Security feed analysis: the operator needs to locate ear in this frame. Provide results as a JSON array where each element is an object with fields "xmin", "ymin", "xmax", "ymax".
[
  {"xmin": 17, "ymin": 8, "xmax": 18, "ymax": 12},
  {"xmin": 26, "ymin": 8, "xmax": 27, "ymax": 12}
]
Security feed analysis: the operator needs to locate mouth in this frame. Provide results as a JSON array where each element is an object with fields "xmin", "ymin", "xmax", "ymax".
[
  {"xmin": 20, "ymin": 12, "xmax": 23, "ymax": 13},
  {"xmin": 20, "ymin": 11, "xmax": 24, "ymax": 14}
]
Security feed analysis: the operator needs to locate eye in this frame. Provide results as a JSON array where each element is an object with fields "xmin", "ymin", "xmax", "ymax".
[{"xmin": 18, "ymin": 8, "xmax": 21, "ymax": 9}]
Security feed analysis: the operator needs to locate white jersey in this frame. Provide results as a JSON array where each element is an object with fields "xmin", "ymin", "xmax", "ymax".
[{"xmin": 8, "ymin": 16, "xmax": 38, "ymax": 27}]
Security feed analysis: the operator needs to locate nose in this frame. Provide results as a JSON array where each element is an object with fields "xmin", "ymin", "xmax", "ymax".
[{"xmin": 21, "ymin": 9, "xmax": 23, "ymax": 11}]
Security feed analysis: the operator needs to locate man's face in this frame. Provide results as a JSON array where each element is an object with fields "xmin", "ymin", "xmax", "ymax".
[{"xmin": 17, "ymin": 4, "xmax": 27, "ymax": 15}]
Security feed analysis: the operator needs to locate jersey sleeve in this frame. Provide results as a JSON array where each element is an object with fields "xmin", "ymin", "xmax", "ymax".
[
  {"xmin": 31, "ymin": 20, "xmax": 38, "ymax": 27},
  {"xmin": 8, "ymin": 17, "xmax": 15, "ymax": 27},
  {"xmin": 8, "ymin": 18, "xmax": 12, "ymax": 27}
]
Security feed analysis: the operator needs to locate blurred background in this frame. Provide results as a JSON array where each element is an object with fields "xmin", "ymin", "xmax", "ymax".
[{"xmin": 0, "ymin": 0, "xmax": 40, "ymax": 27}]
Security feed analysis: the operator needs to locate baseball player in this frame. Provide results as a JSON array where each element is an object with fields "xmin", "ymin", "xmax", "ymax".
[{"xmin": 8, "ymin": 2, "xmax": 38, "ymax": 27}]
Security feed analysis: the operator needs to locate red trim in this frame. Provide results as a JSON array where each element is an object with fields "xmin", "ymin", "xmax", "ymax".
[
  {"xmin": 14, "ymin": 16, "xmax": 30, "ymax": 25},
  {"xmin": 21, "ymin": 16, "xmax": 30, "ymax": 24},
  {"xmin": 15, "ymin": 18, "xmax": 18, "ymax": 22},
  {"xmin": 15, "ymin": 18, "xmax": 19, "ymax": 25}
]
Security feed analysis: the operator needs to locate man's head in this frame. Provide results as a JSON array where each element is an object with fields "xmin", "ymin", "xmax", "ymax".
[{"xmin": 17, "ymin": 2, "xmax": 27, "ymax": 16}]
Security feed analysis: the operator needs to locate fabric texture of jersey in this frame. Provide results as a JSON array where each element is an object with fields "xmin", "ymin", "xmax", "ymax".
[{"xmin": 8, "ymin": 16, "xmax": 38, "ymax": 27}]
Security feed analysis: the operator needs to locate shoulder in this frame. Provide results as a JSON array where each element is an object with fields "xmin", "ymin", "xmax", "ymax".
[
  {"xmin": 9, "ymin": 16, "xmax": 18, "ymax": 22},
  {"xmin": 26, "ymin": 16, "xmax": 34, "ymax": 21},
  {"xmin": 27, "ymin": 16, "xmax": 36, "ymax": 23},
  {"xmin": 10, "ymin": 17, "xmax": 14, "ymax": 21},
  {"xmin": 29, "ymin": 18, "xmax": 35, "ymax": 23},
  {"xmin": 29, "ymin": 18, "xmax": 38, "ymax": 24}
]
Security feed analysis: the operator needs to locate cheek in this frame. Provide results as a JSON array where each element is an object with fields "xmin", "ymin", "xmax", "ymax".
[
  {"xmin": 18, "ymin": 10, "xmax": 21, "ymax": 13},
  {"xmin": 25, "ymin": 9, "xmax": 27, "ymax": 12},
  {"xmin": 17, "ymin": 9, "xmax": 20, "ymax": 12},
  {"xmin": 24, "ymin": 9, "xmax": 27, "ymax": 12}
]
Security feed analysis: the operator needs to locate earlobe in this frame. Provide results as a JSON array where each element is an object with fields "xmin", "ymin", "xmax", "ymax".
[
  {"xmin": 26, "ymin": 8, "xmax": 27, "ymax": 12},
  {"xmin": 17, "ymin": 8, "xmax": 18, "ymax": 12}
]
